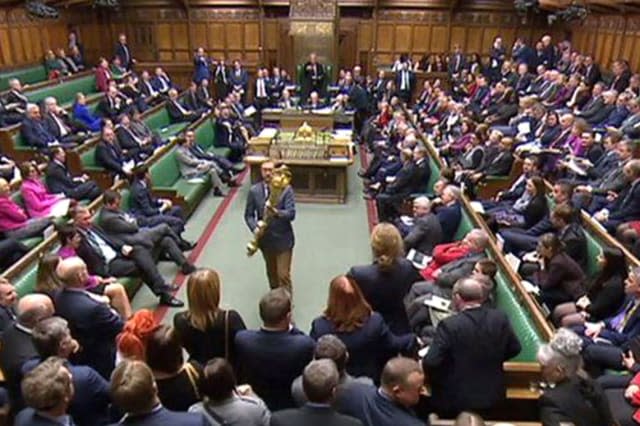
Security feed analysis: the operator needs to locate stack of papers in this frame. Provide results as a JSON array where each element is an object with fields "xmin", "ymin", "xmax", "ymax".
[{"xmin": 259, "ymin": 128, "xmax": 278, "ymax": 139}]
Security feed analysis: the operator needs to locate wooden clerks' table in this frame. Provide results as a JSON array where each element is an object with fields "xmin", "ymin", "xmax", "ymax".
[
  {"xmin": 245, "ymin": 128, "xmax": 354, "ymax": 204},
  {"xmin": 261, "ymin": 108, "xmax": 354, "ymax": 130}
]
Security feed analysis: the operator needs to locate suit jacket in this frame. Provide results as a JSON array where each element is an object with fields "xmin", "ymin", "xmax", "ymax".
[
  {"xmin": 578, "ymin": 96, "xmax": 604, "ymax": 121},
  {"xmin": 95, "ymin": 67, "xmax": 112, "ymax": 93},
  {"xmin": 539, "ymin": 377, "xmax": 614, "ymax": 426},
  {"xmin": 347, "ymin": 258, "xmax": 421, "ymax": 335},
  {"xmin": 0, "ymin": 323, "xmax": 37, "ymax": 408},
  {"xmin": 97, "ymin": 95, "xmax": 125, "ymax": 120},
  {"xmin": 271, "ymin": 404, "xmax": 363, "ymax": 426},
  {"xmin": 609, "ymin": 180, "xmax": 640, "ymax": 222},
  {"xmin": 384, "ymin": 161, "xmax": 418, "ymax": 197},
  {"xmin": 54, "ymin": 288, "xmax": 124, "ymax": 378},
  {"xmin": 175, "ymin": 145, "xmax": 206, "ymax": 179},
  {"xmin": 435, "ymin": 252, "xmax": 485, "ymax": 290},
  {"xmin": 244, "ymin": 181, "xmax": 295, "ymax": 253},
  {"xmin": 600, "ymin": 295, "xmax": 640, "ymax": 348},
  {"xmin": 167, "ymin": 100, "xmax": 193, "ymax": 123},
  {"xmin": 394, "ymin": 70, "xmax": 415, "ymax": 94},
  {"xmin": 310, "ymin": 313, "xmax": 414, "ymax": 381},
  {"xmin": 538, "ymin": 252, "xmax": 586, "ymax": 302},
  {"xmin": 21, "ymin": 117, "xmax": 57, "ymax": 148},
  {"xmin": 435, "ymin": 203, "xmax": 462, "ymax": 242},
  {"xmin": 423, "ymin": 306, "xmax": 522, "ymax": 416},
  {"xmin": 403, "ymin": 213, "xmax": 443, "ymax": 255},
  {"xmin": 139, "ymin": 79, "xmax": 159, "ymax": 98},
  {"xmin": 234, "ymin": 328, "xmax": 315, "ymax": 410},
  {"xmin": 184, "ymin": 90, "xmax": 200, "ymax": 111},
  {"xmin": 114, "ymin": 42, "xmax": 133, "ymax": 70},
  {"xmin": 43, "ymin": 112, "xmax": 74, "ymax": 139},
  {"xmin": 621, "ymin": 113, "xmax": 640, "ymax": 138},
  {"xmin": 151, "ymin": 76, "xmax": 172, "ymax": 94},
  {"xmin": 95, "ymin": 140, "xmax": 125, "ymax": 176},
  {"xmin": 558, "ymin": 223, "xmax": 587, "ymax": 271},
  {"xmin": 75, "ymin": 225, "xmax": 125, "ymax": 277},
  {"xmin": 130, "ymin": 178, "xmax": 162, "ymax": 217},
  {"xmin": 15, "ymin": 409, "xmax": 76, "ymax": 426},
  {"xmin": 0, "ymin": 305, "xmax": 15, "ymax": 336},
  {"xmin": 98, "ymin": 207, "xmax": 160, "ymax": 249},
  {"xmin": 111, "ymin": 405, "xmax": 205, "ymax": 426},
  {"xmin": 229, "ymin": 69, "xmax": 249, "ymax": 92},
  {"xmin": 196, "ymin": 86, "xmax": 212, "ymax": 108},
  {"xmin": 584, "ymin": 64, "xmax": 601, "ymax": 87},
  {"xmin": 4, "ymin": 89, "xmax": 28, "ymax": 112},
  {"xmin": 478, "ymin": 150, "xmax": 513, "ymax": 176}
]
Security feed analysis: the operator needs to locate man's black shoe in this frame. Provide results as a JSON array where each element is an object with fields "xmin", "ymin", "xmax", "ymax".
[
  {"xmin": 181, "ymin": 263, "xmax": 197, "ymax": 275},
  {"xmin": 159, "ymin": 283, "xmax": 180, "ymax": 292},
  {"xmin": 159, "ymin": 294, "xmax": 184, "ymax": 307},
  {"xmin": 179, "ymin": 240, "xmax": 197, "ymax": 251}
]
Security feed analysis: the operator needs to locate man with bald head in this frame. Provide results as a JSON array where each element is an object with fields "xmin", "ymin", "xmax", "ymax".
[
  {"xmin": 401, "ymin": 196, "xmax": 443, "ymax": 255},
  {"xmin": 422, "ymin": 277, "xmax": 521, "ymax": 417},
  {"xmin": 0, "ymin": 278, "xmax": 18, "ymax": 334},
  {"xmin": 0, "ymin": 293, "xmax": 54, "ymax": 412},
  {"xmin": 53, "ymin": 256, "xmax": 124, "ymax": 379}
]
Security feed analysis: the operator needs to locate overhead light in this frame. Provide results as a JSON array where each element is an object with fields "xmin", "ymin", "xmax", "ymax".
[{"xmin": 25, "ymin": 0, "xmax": 59, "ymax": 19}]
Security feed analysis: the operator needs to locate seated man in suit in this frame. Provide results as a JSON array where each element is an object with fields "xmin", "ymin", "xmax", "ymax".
[
  {"xmin": 423, "ymin": 277, "xmax": 521, "ymax": 418},
  {"xmin": 22, "ymin": 104, "xmax": 77, "ymax": 151},
  {"xmin": 54, "ymin": 256, "xmax": 124, "ymax": 378},
  {"xmin": 399, "ymin": 196, "xmax": 444, "ymax": 256},
  {"xmin": 235, "ymin": 288, "xmax": 315, "ymax": 411},
  {"xmin": 115, "ymin": 114, "xmax": 155, "ymax": 162},
  {"xmin": 45, "ymin": 146, "xmax": 101, "ymax": 202},
  {"xmin": 110, "ymin": 360, "xmax": 205, "ymax": 425},
  {"xmin": 185, "ymin": 126, "xmax": 239, "ymax": 179},
  {"xmin": 98, "ymin": 190, "xmax": 196, "ymax": 275},
  {"xmin": 303, "ymin": 91, "xmax": 326, "ymax": 110},
  {"xmin": 71, "ymin": 206, "xmax": 183, "ymax": 307},
  {"xmin": 97, "ymin": 85, "xmax": 133, "ymax": 121},
  {"xmin": 21, "ymin": 317, "xmax": 110, "ymax": 426},
  {"xmin": 196, "ymin": 78, "xmax": 214, "ymax": 109},
  {"xmin": 579, "ymin": 266, "xmax": 640, "ymax": 377},
  {"xmin": 433, "ymin": 185, "xmax": 462, "ymax": 242},
  {"xmin": 129, "ymin": 167, "xmax": 188, "ymax": 237},
  {"xmin": 138, "ymin": 70, "xmax": 164, "ymax": 106},
  {"xmin": 215, "ymin": 105, "xmax": 247, "ymax": 162},
  {"xmin": 4, "ymin": 78, "xmax": 28, "ymax": 117},
  {"xmin": 167, "ymin": 88, "xmax": 206, "ymax": 123},
  {"xmin": 151, "ymin": 67, "xmax": 173, "ymax": 95},
  {"xmin": 95, "ymin": 125, "xmax": 133, "ymax": 180},
  {"xmin": 337, "ymin": 357, "xmax": 425, "ymax": 426},
  {"xmin": 0, "ymin": 294, "xmax": 54, "ymax": 413},
  {"xmin": 42, "ymin": 97, "xmax": 88, "ymax": 146},
  {"xmin": 14, "ymin": 357, "xmax": 75, "ymax": 426},
  {"xmin": 593, "ymin": 159, "xmax": 640, "ymax": 234},
  {"xmin": 271, "ymin": 359, "xmax": 363, "ymax": 426},
  {"xmin": 175, "ymin": 130, "xmax": 230, "ymax": 197}
]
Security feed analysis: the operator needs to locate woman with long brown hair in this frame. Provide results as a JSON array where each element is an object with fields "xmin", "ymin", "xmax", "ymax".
[
  {"xmin": 174, "ymin": 268, "xmax": 246, "ymax": 368},
  {"xmin": 347, "ymin": 223, "xmax": 421, "ymax": 334},
  {"xmin": 310, "ymin": 275, "xmax": 416, "ymax": 381}
]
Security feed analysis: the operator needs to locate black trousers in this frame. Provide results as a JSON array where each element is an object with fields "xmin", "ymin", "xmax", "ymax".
[
  {"xmin": 107, "ymin": 248, "xmax": 166, "ymax": 295},
  {"xmin": 66, "ymin": 181, "xmax": 102, "ymax": 201},
  {"xmin": 136, "ymin": 207, "xmax": 185, "ymax": 234}
]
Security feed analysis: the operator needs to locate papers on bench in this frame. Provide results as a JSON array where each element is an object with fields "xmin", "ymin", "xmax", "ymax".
[
  {"xmin": 243, "ymin": 106, "xmax": 257, "ymax": 117},
  {"xmin": 245, "ymin": 154, "xmax": 268, "ymax": 162},
  {"xmin": 50, "ymin": 199, "xmax": 71, "ymax": 218},
  {"xmin": 504, "ymin": 252, "xmax": 522, "ymax": 272},
  {"xmin": 122, "ymin": 160, "xmax": 136, "ymax": 175},
  {"xmin": 259, "ymin": 128, "xmax": 278, "ymax": 139},
  {"xmin": 563, "ymin": 158, "xmax": 588, "ymax": 176},
  {"xmin": 261, "ymin": 108, "xmax": 282, "ymax": 114},
  {"xmin": 187, "ymin": 177, "xmax": 206, "ymax": 184},
  {"xmin": 469, "ymin": 201, "xmax": 485, "ymax": 214},
  {"xmin": 521, "ymin": 280, "xmax": 540, "ymax": 296},
  {"xmin": 313, "ymin": 107, "xmax": 333, "ymax": 115},
  {"xmin": 407, "ymin": 248, "xmax": 431, "ymax": 270},
  {"xmin": 423, "ymin": 295, "xmax": 452, "ymax": 312}
]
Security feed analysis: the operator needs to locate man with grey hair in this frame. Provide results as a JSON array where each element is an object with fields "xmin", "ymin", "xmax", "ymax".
[
  {"xmin": 42, "ymin": 96, "xmax": 86, "ymax": 146},
  {"xmin": 21, "ymin": 316, "xmax": 110, "ymax": 426},
  {"xmin": 594, "ymin": 158, "xmax": 640, "ymax": 234},
  {"xmin": 5, "ymin": 78, "xmax": 27, "ymax": 117},
  {"xmin": 423, "ymin": 277, "xmax": 521, "ymax": 417},
  {"xmin": 291, "ymin": 335, "xmax": 373, "ymax": 407},
  {"xmin": 434, "ymin": 184, "xmax": 462, "ymax": 241},
  {"xmin": 272, "ymin": 359, "xmax": 363, "ymax": 425},
  {"xmin": 54, "ymin": 256, "xmax": 123, "ymax": 379},
  {"xmin": 400, "ymin": 196, "xmax": 443, "ymax": 255},
  {"xmin": 21, "ymin": 103, "xmax": 74, "ymax": 150},
  {"xmin": 0, "ymin": 293, "xmax": 54, "ymax": 412}
]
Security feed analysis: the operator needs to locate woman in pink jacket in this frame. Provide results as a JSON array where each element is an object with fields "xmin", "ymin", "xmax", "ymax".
[
  {"xmin": 0, "ymin": 177, "xmax": 52, "ymax": 239},
  {"xmin": 19, "ymin": 162, "xmax": 71, "ymax": 218}
]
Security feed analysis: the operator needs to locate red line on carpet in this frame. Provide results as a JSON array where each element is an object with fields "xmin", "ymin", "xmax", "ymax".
[
  {"xmin": 153, "ymin": 169, "xmax": 248, "ymax": 323},
  {"xmin": 359, "ymin": 148, "xmax": 378, "ymax": 232}
]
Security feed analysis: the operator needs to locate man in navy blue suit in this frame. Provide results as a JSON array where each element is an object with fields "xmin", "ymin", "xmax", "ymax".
[
  {"xmin": 14, "ymin": 357, "xmax": 76, "ymax": 426},
  {"xmin": 114, "ymin": 33, "xmax": 134, "ymax": 71},
  {"xmin": 244, "ymin": 161, "xmax": 296, "ymax": 291},
  {"xmin": 109, "ymin": 360, "xmax": 205, "ymax": 425},
  {"xmin": 54, "ymin": 257, "xmax": 124, "ymax": 379},
  {"xmin": 235, "ymin": 288, "xmax": 315, "ymax": 411},
  {"xmin": 594, "ymin": 159, "xmax": 640, "ymax": 234}
]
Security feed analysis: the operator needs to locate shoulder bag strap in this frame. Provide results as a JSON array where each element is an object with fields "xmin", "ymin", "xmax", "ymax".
[
  {"xmin": 184, "ymin": 362, "xmax": 201, "ymax": 400},
  {"xmin": 224, "ymin": 310, "xmax": 230, "ymax": 360}
]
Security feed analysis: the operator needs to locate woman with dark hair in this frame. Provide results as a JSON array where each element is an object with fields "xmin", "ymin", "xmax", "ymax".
[
  {"xmin": 310, "ymin": 275, "xmax": 416, "ymax": 380},
  {"xmin": 146, "ymin": 324, "xmax": 204, "ymax": 411},
  {"xmin": 537, "ymin": 328, "xmax": 616, "ymax": 426},
  {"xmin": 188, "ymin": 358, "xmax": 270, "ymax": 425},
  {"xmin": 347, "ymin": 223, "xmax": 421, "ymax": 334},
  {"xmin": 553, "ymin": 247, "xmax": 627, "ymax": 327},
  {"xmin": 467, "ymin": 53, "xmax": 482, "ymax": 76},
  {"xmin": 490, "ymin": 176, "xmax": 548, "ymax": 229},
  {"xmin": 530, "ymin": 233, "xmax": 586, "ymax": 311},
  {"xmin": 537, "ymin": 111, "xmax": 562, "ymax": 148}
]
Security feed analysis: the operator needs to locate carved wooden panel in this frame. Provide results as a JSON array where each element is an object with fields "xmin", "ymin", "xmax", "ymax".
[
  {"xmin": 394, "ymin": 25, "xmax": 412, "ymax": 52},
  {"xmin": 450, "ymin": 27, "xmax": 466, "ymax": 50},
  {"xmin": 412, "ymin": 25, "xmax": 430, "ymax": 52},
  {"xmin": 430, "ymin": 26, "xmax": 447, "ymax": 53},
  {"xmin": 377, "ymin": 24, "xmax": 394, "ymax": 51}
]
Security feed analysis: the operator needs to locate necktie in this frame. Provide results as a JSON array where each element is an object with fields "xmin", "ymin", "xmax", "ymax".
[
  {"xmin": 53, "ymin": 114, "xmax": 68, "ymax": 136},
  {"xmin": 455, "ymin": 55, "xmax": 460, "ymax": 72}
]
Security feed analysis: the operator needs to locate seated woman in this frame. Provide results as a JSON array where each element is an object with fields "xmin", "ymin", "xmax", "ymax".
[
  {"xmin": 554, "ymin": 247, "xmax": 627, "ymax": 327},
  {"xmin": 188, "ymin": 358, "xmax": 270, "ymax": 425},
  {"xmin": 19, "ymin": 162, "xmax": 71, "ymax": 219},
  {"xmin": 310, "ymin": 275, "xmax": 416, "ymax": 381},
  {"xmin": 173, "ymin": 269, "xmax": 246, "ymax": 369},
  {"xmin": 440, "ymin": 118, "xmax": 476, "ymax": 158},
  {"xmin": 44, "ymin": 49, "xmax": 67, "ymax": 79},
  {"xmin": 0, "ymin": 178, "xmax": 52, "ymax": 240},
  {"xmin": 489, "ymin": 176, "xmax": 548, "ymax": 229},
  {"xmin": 537, "ymin": 328, "xmax": 615, "ymax": 426},
  {"xmin": 72, "ymin": 92, "xmax": 103, "ymax": 132},
  {"xmin": 146, "ymin": 324, "xmax": 204, "ymax": 412},
  {"xmin": 56, "ymin": 223, "xmax": 132, "ymax": 318},
  {"xmin": 526, "ymin": 233, "xmax": 586, "ymax": 312}
]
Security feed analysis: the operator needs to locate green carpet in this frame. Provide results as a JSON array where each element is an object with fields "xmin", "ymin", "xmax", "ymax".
[{"xmin": 132, "ymin": 163, "xmax": 371, "ymax": 332}]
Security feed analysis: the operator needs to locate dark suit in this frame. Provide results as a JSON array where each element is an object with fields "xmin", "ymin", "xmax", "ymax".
[
  {"xmin": 0, "ymin": 305, "xmax": 15, "ymax": 336},
  {"xmin": 435, "ymin": 203, "xmax": 462, "ymax": 242},
  {"xmin": 403, "ymin": 213, "xmax": 443, "ymax": 255},
  {"xmin": 44, "ymin": 112, "xmax": 84, "ymax": 145},
  {"xmin": 95, "ymin": 140, "xmax": 126, "ymax": 178},
  {"xmin": 45, "ymin": 160, "xmax": 101, "ymax": 201},
  {"xmin": 114, "ymin": 42, "xmax": 133, "ymax": 70},
  {"xmin": 166, "ymin": 99, "xmax": 199, "ymax": 123},
  {"xmin": 604, "ymin": 180, "xmax": 640, "ymax": 233},
  {"xmin": 0, "ymin": 323, "xmax": 37, "ymax": 410},
  {"xmin": 21, "ymin": 117, "xmax": 59, "ymax": 149},
  {"xmin": 130, "ymin": 178, "xmax": 185, "ymax": 233},
  {"xmin": 477, "ymin": 150, "xmax": 514, "ymax": 176},
  {"xmin": 244, "ymin": 181, "xmax": 295, "ymax": 290},
  {"xmin": 115, "ymin": 125, "xmax": 154, "ymax": 162},
  {"xmin": 348, "ymin": 258, "xmax": 421, "ymax": 335},
  {"xmin": 302, "ymin": 62, "xmax": 325, "ymax": 98},
  {"xmin": 54, "ymin": 288, "xmax": 124, "ymax": 378},
  {"xmin": 97, "ymin": 95, "xmax": 129, "ymax": 121},
  {"xmin": 395, "ymin": 70, "xmax": 415, "ymax": 103},
  {"xmin": 234, "ymin": 327, "xmax": 315, "ymax": 410},
  {"xmin": 271, "ymin": 404, "xmax": 363, "ymax": 426},
  {"xmin": 111, "ymin": 405, "xmax": 206, "ymax": 425},
  {"xmin": 15, "ymin": 408, "xmax": 77, "ymax": 426},
  {"xmin": 539, "ymin": 377, "xmax": 614, "ymax": 426},
  {"xmin": 435, "ymin": 252, "xmax": 485, "ymax": 291},
  {"xmin": 423, "ymin": 306, "xmax": 521, "ymax": 417},
  {"xmin": 584, "ymin": 64, "xmax": 602, "ymax": 87},
  {"xmin": 558, "ymin": 223, "xmax": 587, "ymax": 271}
]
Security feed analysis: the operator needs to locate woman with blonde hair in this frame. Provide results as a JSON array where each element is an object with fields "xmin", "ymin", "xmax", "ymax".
[
  {"xmin": 347, "ymin": 223, "xmax": 421, "ymax": 334},
  {"xmin": 35, "ymin": 253, "xmax": 64, "ymax": 296},
  {"xmin": 174, "ymin": 268, "xmax": 246, "ymax": 368},
  {"xmin": 311, "ymin": 275, "xmax": 416, "ymax": 381}
]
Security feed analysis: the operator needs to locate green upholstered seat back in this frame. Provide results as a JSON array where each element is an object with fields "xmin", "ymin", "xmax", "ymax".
[
  {"xmin": 150, "ymin": 148, "xmax": 180, "ymax": 187},
  {"xmin": 81, "ymin": 148, "xmax": 98, "ymax": 168},
  {"xmin": 14, "ymin": 265, "xmax": 39, "ymax": 297},
  {"xmin": 585, "ymin": 231, "xmax": 603, "ymax": 277},
  {"xmin": 195, "ymin": 119, "xmax": 215, "ymax": 149},
  {"xmin": 28, "ymin": 75, "xmax": 97, "ymax": 106},
  {"xmin": 453, "ymin": 209, "xmax": 474, "ymax": 241},
  {"xmin": 144, "ymin": 108, "xmax": 172, "ymax": 131},
  {"xmin": 120, "ymin": 188, "xmax": 132, "ymax": 211},
  {"xmin": 0, "ymin": 65, "xmax": 48, "ymax": 91}
]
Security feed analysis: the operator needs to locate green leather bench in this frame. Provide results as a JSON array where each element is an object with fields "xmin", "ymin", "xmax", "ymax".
[
  {"xmin": 144, "ymin": 108, "xmax": 190, "ymax": 139},
  {"xmin": 0, "ymin": 64, "xmax": 48, "ymax": 91},
  {"xmin": 149, "ymin": 147, "xmax": 212, "ymax": 216},
  {"xmin": 27, "ymin": 74, "xmax": 100, "ymax": 108},
  {"xmin": 193, "ymin": 117, "xmax": 243, "ymax": 168}
]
